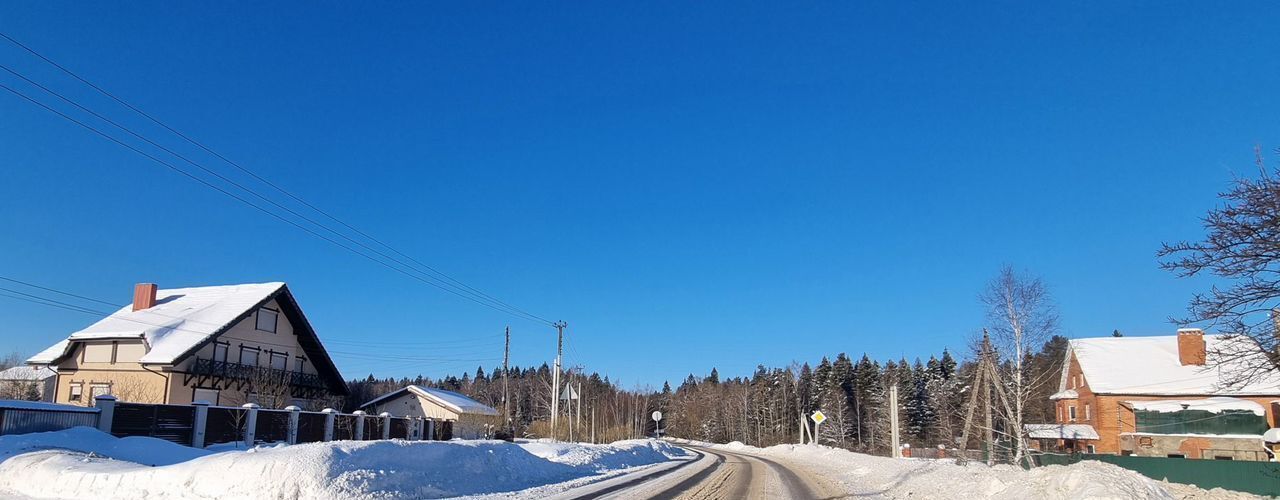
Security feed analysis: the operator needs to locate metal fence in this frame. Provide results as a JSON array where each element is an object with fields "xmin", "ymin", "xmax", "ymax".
[
  {"xmin": 1034, "ymin": 453, "xmax": 1280, "ymax": 497},
  {"xmin": 0, "ymin": 404, "xmax": 99, "ymax": 435}
]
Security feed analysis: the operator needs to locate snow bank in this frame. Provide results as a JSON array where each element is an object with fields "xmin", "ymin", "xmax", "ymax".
[
  {"xmin": 688, "ymin": 440, "xmax": 1259, "ymax": 500},
  {"xmin": 0, "ymin": 429, "xmax": 688, "ymax": 499}
]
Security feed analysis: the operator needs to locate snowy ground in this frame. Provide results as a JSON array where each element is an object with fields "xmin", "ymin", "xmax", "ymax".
[
  {"xmin": 675, "ymin": 439, "xmax": 1264, "ymax": 500},
  {"xmin": 0, "ymin": 427, "xmax": 690, "ymax": 499}
]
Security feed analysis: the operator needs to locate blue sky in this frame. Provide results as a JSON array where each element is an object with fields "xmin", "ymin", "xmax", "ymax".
[{"xmin": 1, "ymin": 2, "xmax": 1278, "ymax": 387}]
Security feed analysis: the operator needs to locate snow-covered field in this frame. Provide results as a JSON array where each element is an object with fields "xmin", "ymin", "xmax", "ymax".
[
  {"xmin": 678, "ymin": 439, "xmax": 1263, "ymax": 500},
  {"xmin": 0, "ymin": 427, "xmax": 690, "ymax": 499}
]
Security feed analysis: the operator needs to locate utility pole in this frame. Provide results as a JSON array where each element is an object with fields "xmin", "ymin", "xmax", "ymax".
[
  {"xmin": 503, "ymin": 326, "xmax": 511, "ymax": 434},
  {"xmin": 575, "ymin": 381, "xmax": 582, "ymax": 442},
  {"xmin": 890, "ymin": 384, "xmax": 901, "ymax": 458},
  {"xmin": 551, "ymin": 321, "xmax": 566, "ymax": 440}
]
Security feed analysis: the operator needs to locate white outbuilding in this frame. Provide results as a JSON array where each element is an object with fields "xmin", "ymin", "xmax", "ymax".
[{"xmin": 361, "ymin": 385, "xmax": 500, "ymax": 439}]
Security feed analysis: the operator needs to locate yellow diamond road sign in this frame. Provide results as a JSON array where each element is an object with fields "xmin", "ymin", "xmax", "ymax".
[{"xmin": 810, "ymin": 411, "xmax": 826, "ymax": 424}]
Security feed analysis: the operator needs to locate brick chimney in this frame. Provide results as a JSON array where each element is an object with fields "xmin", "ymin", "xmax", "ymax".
[
  {"xmin": 1176, "ymin": 328, "xmax": 1206, "ymax": 366},
  {"xmin": 132, "ymin": 283, "xmax": 158, "ymax": 311}
]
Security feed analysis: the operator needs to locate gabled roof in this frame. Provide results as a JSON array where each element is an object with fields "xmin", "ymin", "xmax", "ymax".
[
  {"xmin": 0, "ymin": 365, "xmax": 56, "ymax": 381},
  {"xmin": 28, "ymin": 283, "xmax": 285, "ymax": 365},
  {"xmin": 26, "ymin": 282, "xmax": 347, "ymax": 395},
  {"xmin": 362, "ymin": 385, "xmax": 498, "ymax": 416},
  {"xmin": 1069, "ymin": 334, "xmax": 1280, "ymax": 396}
]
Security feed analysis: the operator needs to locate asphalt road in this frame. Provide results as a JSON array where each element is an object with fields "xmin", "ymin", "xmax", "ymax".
[{"xmin": 565, "ymin": 444, "xmax": 843, "ymax": 500}]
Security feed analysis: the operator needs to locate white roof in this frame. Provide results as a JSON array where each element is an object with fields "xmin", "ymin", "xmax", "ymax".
[
  {"xmin": 1264, "ymin": 428, "xmax": 1280, "ymax": 443},
  {"xmin": 1049, "ymin": 389, "xmax": 1078, "ymax": 400},
  {"xmin": 1126, "ymin": 397, "xmax": 1266, "ymax": 416},
  {"xmin": 27, "ymin": 283, "xmax": 285, "ymax": 365},
  {"xmin": 1024, "ymin": 423, "xmax": 1099, "ymax": 440},
  {"xmin": 363, "ymin": 385, "xmax": 499, "ymax": 416},
  {"xmin": 0, "ymin": 365, "xmax": 56, "ymax": 381},
  {"xmin": 1070, "ymin": 334, "xmax": 1280, "ymax": 396}
]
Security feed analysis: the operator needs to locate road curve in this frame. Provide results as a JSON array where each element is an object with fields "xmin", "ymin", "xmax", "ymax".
[{"xmin": 562, "ymin": 443, "xmax": 840, "ymax": 500}]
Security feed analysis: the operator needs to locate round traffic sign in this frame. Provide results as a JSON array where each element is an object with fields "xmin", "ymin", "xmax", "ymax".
[{"xmin": 652, "ymin": 411, "xmax": 663, "ymax": 421}]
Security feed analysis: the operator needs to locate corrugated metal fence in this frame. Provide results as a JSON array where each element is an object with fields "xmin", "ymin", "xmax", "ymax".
[
  {"xmin": 0, "ymin": 404, "xmax": 99, "ymax": 435},
  {"xmin": 1034, "ymin": 453, "xmax": 1280, "ymax": 497}
]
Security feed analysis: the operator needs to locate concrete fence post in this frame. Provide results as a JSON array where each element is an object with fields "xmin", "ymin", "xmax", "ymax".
[
  {"xmin": 192, "ymin": 400, "xmax": 211, "ymax": 448},
  {"xmin": 94, "ymin": 395, "xmax": 117, "ymax": 433},
  {"xmin": 379, "ymin": 412, "xmax": 392, "ymax": 440},
  {"xmin": 285, "ymin": 406, "xmax": 301, "ymax": 445},
  {"xmin": 321, "ymin": 408, "xmax": 337, "ymax": 441},
  {"xmin": 242, "ymin": 403, "xmax": 260, "ymax": 447},
  {"xmin": 414, "ymin": 417, "xmax": 423, "ymax": 440},
  {"xmin": 426, "ymin": 418, "xmax": 435, "ymax": 441},
  {"xmin": 352, "ymin": 410, "xmax": 366, "ymax": 440}
]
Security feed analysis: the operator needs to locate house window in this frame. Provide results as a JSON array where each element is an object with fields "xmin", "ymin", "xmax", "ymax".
[
  {"xmin": 239, "ymin": 346, "xmax": 260, "ymax": 366},
  {"xmin": 1084, "ymin": 403, "xmax": 1091, "ymax": 421},
  {"xmin": 256, "ymin": 308, "xmax": 278, "ymax": 333},
  {"xmin": 69, "ymin": 383, "xmax": 83, "ymax": 402},
  {"xmin": 295, "ymin": 357, "xmax": 304, "ymax": 372},
  {"xmin": 213, "ymin": 343, "xmax": 229, "ymax": 363},
  {"xmin": 1214, "ymin": 456, "xmax": 1233, "ymax": 461},
  {"xmin": 1086, "ymin": 445, "xmax": 1095, "ymax": 454},
  {"xmin": 270, "ymin": 352, "xmax": 287, "ymax": 371},
  {"xmin": 1167, "ymin": 454, "xmax": 1185, "ymax": 459},
  {"xmin": 89, "ymin": 384, "xmax": 111, "ymax": 401},
  {"xmin": 1069, "ymin": 406, "xmax": 1077, "ymax": 421}
]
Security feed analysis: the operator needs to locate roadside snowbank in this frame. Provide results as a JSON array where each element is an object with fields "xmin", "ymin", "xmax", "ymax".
[
  {"xmin": 680, "ymin": 439, "xmax": 1261, "ymax": 500},
  {"xmin": 0, "ymin": 427, "xmax": 687, "ymax": 499}
]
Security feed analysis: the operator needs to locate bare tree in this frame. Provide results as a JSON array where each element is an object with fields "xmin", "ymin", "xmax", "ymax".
[
  {"xmin": 980, "ymin": 265, "xmax": 1058, "ymax": 465},
  {"xmin": 110, "ymin": 373, "xmax": 166, "ymax": 403},
  {"xmin": 1158, "ymin": 146, "xmax": 1280, "ymax": 384}
]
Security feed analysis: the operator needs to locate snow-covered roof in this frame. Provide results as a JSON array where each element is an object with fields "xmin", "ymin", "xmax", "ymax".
[
  {"xmin": 362, "ymin": 385, "xmax": 499, "ymax": 416},
  {"xmin": 1024, "ymin": 423, "xmax": 1099, "ymax": 440},
  {"xmin": 0, "ymin": 400, "xmax": 98, "ymax": 413},
  {"xmin": 1126, "ymin": 397, "xmax": 1266, "ymax": 416},
  {"xmin": 0, "ymin": 365, "xmax": 56, "ymax": 381},
  {"xmin": 1049, "ymin": 389, "xmax": 1078, "ymax": 400},
  {"xmin": 1264, "ymin": 428, "xmax": 1280, "ymax": 443},
  {"xmin": 28, "ymin": 283, "xmax": 285, "ymax": 365},
  {"xmin": 1069, "ymin": 334, "xmax": 1280, "ymax": 396}
]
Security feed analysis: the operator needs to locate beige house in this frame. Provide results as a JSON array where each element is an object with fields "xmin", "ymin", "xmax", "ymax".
[
  {"xmin": 361, "ymin": 385, "xmax": 500, "ymax": 439},
  {"xmin": 27, "ymin": 282, "xmax": 346, "ymax": 408}
]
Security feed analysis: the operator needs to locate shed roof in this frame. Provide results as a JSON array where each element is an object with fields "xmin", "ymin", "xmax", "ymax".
[
  {"xmin": 0, "ymin": 365, "xmax": 55, "ymax": 381},
  {"xmin": 1024, "ymin": 423, "xmax": 1099, "ymax": 440},
  {"xmin": 1070, "ymin": 334, "xmax": 1280, "ymax": 396},
  {"xmin": 362, "ymin": 385, "xmax": 499, "ymax": 416}
]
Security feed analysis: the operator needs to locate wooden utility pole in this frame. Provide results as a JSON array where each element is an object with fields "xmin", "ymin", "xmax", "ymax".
[
  {"xmin": 551, "ymin": 321, "xmax": 566, "ymax": 440},
  {"xmin": 958, "ymin": 330, "xmax": 1018, "ymax": 465},
  {"xmin": 503, "ymin": 326, "xmax": 511, "ymax": 434}
]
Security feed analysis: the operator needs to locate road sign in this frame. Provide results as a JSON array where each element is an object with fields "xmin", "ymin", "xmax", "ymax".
[
  {"xmin": 652, "ymin": 411, "xmax": 663, "ymax": 422},
  {"xmin": 559, "ymin": 385, "xmax": 579, "ymax": 401},
  {"xmin": 810, "ymin": 411, "xmax": 826, "ymax": 424}
]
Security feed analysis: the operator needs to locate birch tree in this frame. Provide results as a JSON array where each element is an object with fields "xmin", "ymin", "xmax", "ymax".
[{"xmin": 980, "ymin": 265, "xmax": 1058, "ymax": 465}]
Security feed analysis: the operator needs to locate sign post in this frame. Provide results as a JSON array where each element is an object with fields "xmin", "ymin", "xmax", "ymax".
[
  {"xmin": 809, "ymin": 410, "xmax": 826, "ymax": 445},
  {"xmin": 652, "ymin": 411, "xmax": 663, "ymax": 438}
]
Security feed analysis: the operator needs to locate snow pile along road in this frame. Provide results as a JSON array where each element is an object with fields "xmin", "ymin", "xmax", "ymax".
[
  {"xmin": 688, "ymin": 440, "xmax": 1261, "ymax": 500},
  {"xmin": 0, "ymin": 427, "xmax": 688, "ymax": 499}
]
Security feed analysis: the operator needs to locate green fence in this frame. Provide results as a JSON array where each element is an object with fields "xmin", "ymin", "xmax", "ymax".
[{"xmin": 1034, "ymin": 453, "xmax": 1280, "ymax": 497}]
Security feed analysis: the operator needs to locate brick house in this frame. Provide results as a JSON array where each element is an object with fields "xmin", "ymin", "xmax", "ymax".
[
  {"xmin": 27, "ymin": 282, "xmax": 347, "ymax": 409},
  {"xmin": 1028, "ymin": 329, "xmax": 1280, "ymax": 461}
]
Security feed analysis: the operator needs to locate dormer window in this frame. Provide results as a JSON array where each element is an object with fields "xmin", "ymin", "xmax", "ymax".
[{"xmin": 256, "ymin": 308, "xmax": 278, "ymax": 333}]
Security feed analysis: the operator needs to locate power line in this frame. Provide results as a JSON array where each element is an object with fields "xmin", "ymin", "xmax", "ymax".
[
  {"xmin": 0, "ymin": 31, "xmax": 554, "ymax": 327},
  {"xmin": 0, "ymin": 82, "xmax": 553, "ymax": 326}
]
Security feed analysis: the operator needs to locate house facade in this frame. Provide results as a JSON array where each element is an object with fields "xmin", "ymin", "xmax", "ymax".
[
  {"xmin": 1032, "ymin": 329, "xmax": 1280, "ymax": 461},
  {"xmin": 0, "ymin": 365, "xmax": 57, "ymax": 402},
  {"xmin": 361, "ymin": 385, "xmax": 501, "ymax": 439},
  {"xmin": 27, "ymin": 282, "xmax": 346, "ymax": 409}
]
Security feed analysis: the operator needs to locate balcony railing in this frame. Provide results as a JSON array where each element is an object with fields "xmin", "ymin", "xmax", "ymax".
[{"xmin": 191, "ymin": 358, "xmax": 327, "ymax": 390}]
